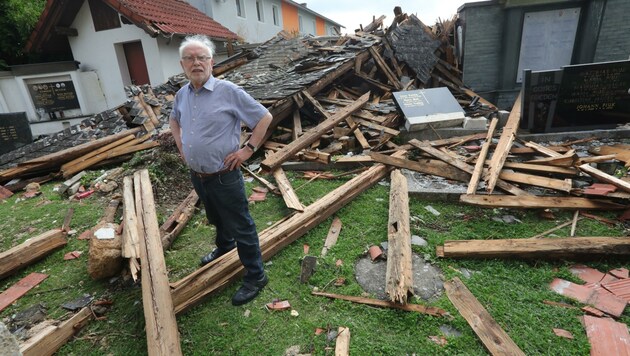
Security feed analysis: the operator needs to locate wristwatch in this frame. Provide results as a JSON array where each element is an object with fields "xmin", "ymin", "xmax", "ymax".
[{"xmin": 245, "ymin": 141, "xmax": 257, "ymax": 152}]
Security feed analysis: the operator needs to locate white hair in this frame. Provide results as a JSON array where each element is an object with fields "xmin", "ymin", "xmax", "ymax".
[{"xmin": 179, "ymin": 35, "xmax": 216, "ymax": 58}]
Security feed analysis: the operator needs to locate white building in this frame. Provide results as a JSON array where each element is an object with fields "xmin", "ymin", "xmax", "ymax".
[{"xmin": 0, "ymin": 0, "xmax": 342, "ymax": 138}]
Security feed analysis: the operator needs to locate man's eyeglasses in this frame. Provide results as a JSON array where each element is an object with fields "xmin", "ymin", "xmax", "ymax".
[{"xmin": 182, "ymin": 55, "xmax": 211, "ymax": 63}]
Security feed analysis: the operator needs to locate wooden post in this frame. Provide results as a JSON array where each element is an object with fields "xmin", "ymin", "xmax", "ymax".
[
  {"xmin": 385, "ymin": 170, "xmax": 413, "ymax": 304},
  {"xmin": 136, "ymin": 170, "xmax": 182, "ymax": 356}
]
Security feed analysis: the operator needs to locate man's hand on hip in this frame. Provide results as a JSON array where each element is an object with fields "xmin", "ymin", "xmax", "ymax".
[{"xmin": 224, "ymin": 147, "xmax": 253, "ymax": 171}]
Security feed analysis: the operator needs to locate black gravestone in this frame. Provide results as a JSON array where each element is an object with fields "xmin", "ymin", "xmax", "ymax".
[
  {"xmin": 0, "ymin": 112, "xmax": 32, "ymax": 155},
  {"xmin": 522, "ymin": 60, "xmax": 630, "ymax": 132},
  {"xmin": 27, "ymin": 81, "xmax": 80, "ymax": 115}
]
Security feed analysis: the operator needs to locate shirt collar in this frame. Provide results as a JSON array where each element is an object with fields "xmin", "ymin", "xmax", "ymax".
[{"xmin": 186, "ymin": 75, "xmax": 216, "ymax": 93}]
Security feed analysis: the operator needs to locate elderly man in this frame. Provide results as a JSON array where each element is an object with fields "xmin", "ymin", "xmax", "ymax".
[{"xmin": 169, "ymin": 35, "xmax": 272, "ymax": 306}]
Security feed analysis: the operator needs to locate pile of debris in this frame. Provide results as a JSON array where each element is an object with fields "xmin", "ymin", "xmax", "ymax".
[{"xmin": 1, "ymin": 7, "xmax": 629, "ymax": 356}]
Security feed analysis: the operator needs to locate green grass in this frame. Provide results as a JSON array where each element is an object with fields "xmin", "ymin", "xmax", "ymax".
[{"xmin": 0, "ymin": 169, "xmax": 628, "ymax": 355}]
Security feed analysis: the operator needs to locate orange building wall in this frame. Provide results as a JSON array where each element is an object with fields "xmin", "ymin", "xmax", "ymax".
[
  {"xmin": 281, "ymin": 2, "xmax": 299, "ymax": 34},
  {"xmin": 316, "ymin": 17, "xmax": 325, "ymax": 35}
]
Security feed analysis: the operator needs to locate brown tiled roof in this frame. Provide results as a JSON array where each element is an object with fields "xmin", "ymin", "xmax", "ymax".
[
  {"xmin": 26, "ymin": 0, "xmax": 237, "ymax": 53},
  {"xmin": 103, "ymin": 0, "xmax": 238, "ymax": 39}
]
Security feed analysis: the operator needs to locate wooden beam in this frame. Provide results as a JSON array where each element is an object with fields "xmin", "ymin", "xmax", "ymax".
[
  {"xmin": 524, "ymin": 153, "xmax": 577, "ymax": 167},
  {"xmin": 467, "ymin": 117, "xmax": 498, "ymax": 194},
  {"xmin": 136, "ymin": 170, "xmax": 182, "ymax": 356},
  {"xmin": 501, "ymin": 162, "xmax": 578, "ymax": 176},
  {"xmin": 444, "ymin": 277, "xmax": 525, "ymax": 356},
  {"xmin": 386, "ymin": 170, "xmax": 413, "ymax": 304},
  {"xmin": 121, "ymin": 176, "xmax": 140, "ymax": 259},
  {"xmin": 272, "ymin": 167, "xmax": 305, "ymax": 212},
  {"xmin": 409, "ymin": 139, "xmax": 531, "ymax": 196},
  {"xmin": 368, "ymin": 46, "xmax": 403, "ymax": 90},
  {"xmin": 0, "ymin": 229, "xmax": 66, "ymax": 280},
  {"xmin": 20, "ymin": 306, "xmax": 93, "ymax": 356},
  {"xmin": 579, "ymin": 163, "xmax": 630, "ymax": 193},
  {"xmin": 486, "ymin": 91, "xmax": 522, "ymax": 193},
  {"xmin": 498, "ymin": 170, "xmax": 572, "ymax": 193},
  {"xmin": 311, "ymin": 291, "xmax": 447, "ymax": 316},
  {"xmin": 171, "ymin": 151, "xmax": 407, "ymax": 314},
  {"xmin": 370, "ymin": 152, "xmax": 470, "ymax": 182},
  {"xmin": 292, "ymin": 110, "xmax": 302, "ymax": 141},
  {"xmin": 261, "ymin": 92, "xmax": 370, "ymax": 171},
  {"xmin": 439, "ymin": 237, "xmax": 630, "ymax": 259},
  {"xmin": 460, "ymin": 194, "xmax": 627, "ymax": 210}
]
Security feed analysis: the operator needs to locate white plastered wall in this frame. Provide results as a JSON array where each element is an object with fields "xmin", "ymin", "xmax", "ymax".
[{"xmin": 69, "ymin": 1, "xmax": 182, "ymax": 108}]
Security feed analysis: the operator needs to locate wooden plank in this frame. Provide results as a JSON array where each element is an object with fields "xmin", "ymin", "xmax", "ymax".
[
  {"xmin": 241, "ymin": 164, "xmax": 279, "ymax": 194},
  {"xmin": 590, "ymin": 144, "xmax": 630, "ymax": 167},
  {"xmin": 302, "ymin": 90, "xmax": 332, "ymax": 119},
  {"xmin": 440, "ymin": 237, "xmax": 630, "ymax": 259},
  {"xmin": 262, "ymin": 92, "xmax": 370, "ymax": 171},
  {"xmin": 0, "ymin": 229, "xmax": 66, "ymax": 279},
  {"xmin": 311, "ymin": 291, "xmax": 447, "ymax": 317},
  {"xmin": 524, "ymin": 153, "xmax": 577, "ymax": 167},
  {"xmin": 501, "ymin": 162, "xmax": 578, "ymax": 176},
  {"xmin": 498, "ymin": 170, "xmax": 572, "ymax": 192},
  {"xmin": 335, "ymin": 327, "xmax": 351, "ymax": 356},
  {"xmin": 368, "ymin": 46, "xmax": 403, "ymax": 90},
  {"xmin": 352, "ymin": 117, "xmax": 400, "ymax": 136},
  {"xmin": 444, "ymin": 277, "xmax": 525, "ymax": 356},
  {"xmin": 121, "ymin": 176, "xmax": 140, "ymax": 259},
  {"xmin": 486, "ymin": 91, "xmax": 522, "ymax": 193},
  {"xmin": 20, "ymin": 307, "xmax": 93, "ymax": 356},
  {"xmin": 370, "ymin": 152, "xmax": 470, "ymax": 182},
  {"xmin": 524, "ymin": 141, "xmax": 563, "ymax": 157},
  {"xmin": 386, "ymin": 170, "xmax": 413, "ymax": 304},
  {"xmin": 0, "ymin": 273, "xmax": 48, "ymax": 312},
  {"xmin": 468, "ymin": 117, "xmax": 498, "ymax": 194},
  {"xmin": 579, "ymin": 163, "xmax": 630, "ymax": 193},
  {"xmin": 510, "ymin": 146, "xmax": 570, "ymax": 155},
  {"xmin": 345, "ymin": 116, "xmax": 370, "ymax": 149},
  {"xmin": 136, "ymin": 169, "xmax": 182, "ymax": 355},
  {"xmin": 292, "ymin": 110, "xmax": 302, "ymax": 141},
  {"xmin": 160, "ymin": 190, "xmax": 199, "ymax": 250},
  {"xmin": 272, "ymin": 167, "xmax": 305, "ymax": 212},
  {"xmin": 460, "ymin": 194, "xmax": 627, "ymax": 210},
  {"xmin": 321, "ymin": 217, "xmax": 342, "ymax": 257},
  {"xmin": 171, "ymin": 151, "xmax": 407, "ymax": 314},
  {"xmin": 409, "ymin": 139, "xmax": 531, "ymax": 196},
  {"xmin": 60, "ymin": 135, "xmax": 136, "ymax": 173}
]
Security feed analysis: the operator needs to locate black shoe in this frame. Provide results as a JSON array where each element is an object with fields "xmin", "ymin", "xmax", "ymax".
[
  {"xmin": 231, "ymin": 275, "xmax": 268, "ymax": 306},
  {"xmin": 200, "ymin": 249, "xmax": 227, "ymax": 267}
]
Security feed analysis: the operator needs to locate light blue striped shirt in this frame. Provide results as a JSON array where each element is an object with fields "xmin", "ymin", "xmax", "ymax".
[{"xmin": 171, "ymin": 76, "xmax": 269, "ymax": 174}]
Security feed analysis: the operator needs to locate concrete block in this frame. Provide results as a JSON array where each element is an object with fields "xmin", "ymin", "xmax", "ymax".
[
  {"xmin": 463, "ymin": 117, "xmax": 488, "ymax": 130},
  {"xmin": 497, "ymin": 110, "xmax": 510, "ymax": 128}
]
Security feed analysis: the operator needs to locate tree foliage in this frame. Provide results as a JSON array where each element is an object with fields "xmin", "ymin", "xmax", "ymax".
[{"xmin": 0, "ymin": 0, "xmax": 46, "ymax": 69}]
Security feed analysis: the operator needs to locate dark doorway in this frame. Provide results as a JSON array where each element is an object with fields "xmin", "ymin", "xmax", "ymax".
[{"xmin": 123, "ymin": 41, "xmax": 150, "ymax": 85}]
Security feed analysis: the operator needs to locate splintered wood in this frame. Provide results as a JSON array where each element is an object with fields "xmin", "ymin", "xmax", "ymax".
[
  {"xmin": 386, "ymin": 170, "xmax": 413, "ymax": 304},
  {"xmin": 135, "ymin": 169, "xmax": 182, "ymax": 356}
]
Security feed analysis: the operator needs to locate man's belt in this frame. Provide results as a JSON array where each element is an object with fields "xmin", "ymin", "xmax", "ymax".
[{"xmin": 190, "ymin": 168, "xmax": 231, "ymax": 179}]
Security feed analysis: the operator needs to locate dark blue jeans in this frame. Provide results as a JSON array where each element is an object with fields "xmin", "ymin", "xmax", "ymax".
[{"xmin": 191, "ymin": 169, "xmax": 264, "ymax": 283}]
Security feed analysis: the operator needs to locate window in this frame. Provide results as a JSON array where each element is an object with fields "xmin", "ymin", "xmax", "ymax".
[
  {"xmin": 256, "ymin": 0, "xmax": 264, "ymax": 22},
  {"xmin": 272, "ymin": 5, "xmax": 279, "ymax": 26},
  {"xmin": 88, "ymin": 0, "xmax": 121, "ymax": 32},
  {"xmin": 236, "ymin": 0, "xmax": 245, "ymax": 18},
  {"xmin": 298, "ymin": 15, "xmax": 303, "ymax": 32}
]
